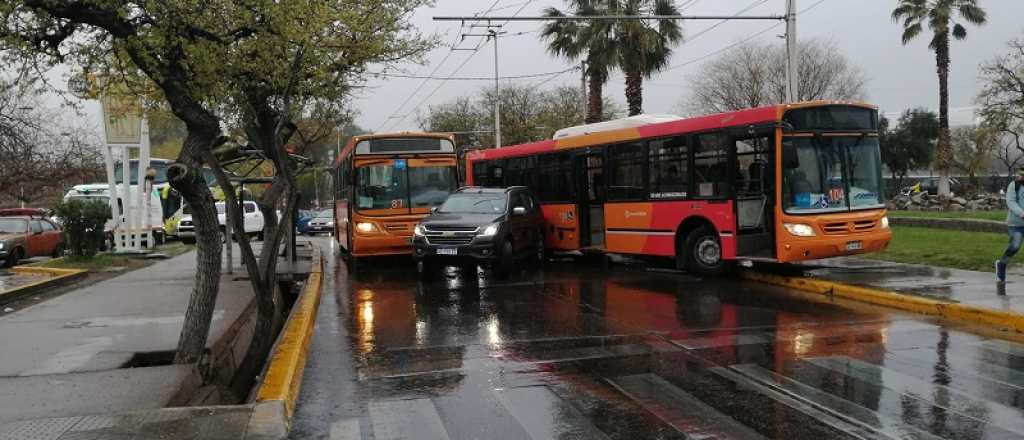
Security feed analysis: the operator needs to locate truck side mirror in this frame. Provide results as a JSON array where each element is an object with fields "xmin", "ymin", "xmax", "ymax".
[{"xmin": 430, "ymin": 206, "xmax": 438, "ymax": 214}]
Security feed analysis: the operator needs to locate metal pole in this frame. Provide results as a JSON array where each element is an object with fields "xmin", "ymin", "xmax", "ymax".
[
  {"xmin": 138, "ymin": 118, "xmax": 152, "ymax": 249},
  {"xmin": 580, "ymin": 61, "xmax": 588, "ymax": 124},
  {"xmin": 491, "ymin": 29, "xmax": 501, "ymax": 148},
  {"xmin": 102, "ymin": 146, "xmax": 120, "ymax": 250},
  {"xmin": 121, "ymin": 145, "xmax": 133, "ymax": 250},
  {"xmin": 785, "ymin": 0, "xmax": 798, "ymax": 103},
  {"xmin": 224, "ymin": 197, "xmax": 232, "ymax": 274}
]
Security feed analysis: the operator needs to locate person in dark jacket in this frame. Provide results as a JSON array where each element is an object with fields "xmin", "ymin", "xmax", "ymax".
[{"xmin": 997, "ymin": 168, "xmax": 1024, "ymax": 282}]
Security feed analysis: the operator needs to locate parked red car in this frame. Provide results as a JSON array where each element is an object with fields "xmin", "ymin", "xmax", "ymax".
[{"xmin": 0, "ymin": 209, "xmax": 65, "ymax": 267}]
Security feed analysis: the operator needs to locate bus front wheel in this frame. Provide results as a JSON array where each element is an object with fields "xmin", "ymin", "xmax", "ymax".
[{"xmin": 682, "ymin": 226, "xmax": 727, "ymax": 276}]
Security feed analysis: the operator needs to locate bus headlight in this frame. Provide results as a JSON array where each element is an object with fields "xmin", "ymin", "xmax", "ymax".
[
  {"xmin": 783, "ymin": 223, "xmax": 816, "ymax": 237},
  {"xmin": 355, "ymin": 222, "xmax": 378, "ymax": 233},
  {"xmin": 880, "ymin": 216, "xmax": 890, "ymax": 229},
  {"xmin": 413, "ymin": 224, "xmax": 425, "ymax": 236},
  {"xmin": 478, "ymin": 223, "xmax": 499, "ymax": 237}
]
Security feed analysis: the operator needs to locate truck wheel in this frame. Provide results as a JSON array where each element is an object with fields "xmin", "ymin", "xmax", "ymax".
[
  {"xmin": 491, "ymin": 240, "xmax": 514, "ymax": 279},
  {"xmin": 683, "ymin": 226, "xmax": 727, "ymax": 276}
]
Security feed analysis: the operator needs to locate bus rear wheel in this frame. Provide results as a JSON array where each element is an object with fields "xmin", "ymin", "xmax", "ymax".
[{"xmin": 682, "ymin": 226, "xmax": 727, "ymax": 276}]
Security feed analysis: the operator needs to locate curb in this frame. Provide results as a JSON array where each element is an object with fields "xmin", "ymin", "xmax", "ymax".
[
  {"xmin": 246, "ymin": 247, "xmax": 324, "ymax": 439},
  {"xmin": 0, "ymin": 266, "xmax": 88, "ymax": 305},
  {"xmin": 890, "ymin": 216, "xmax": 1006, "ymax": 234},
  {"xmin": 741, "ymin": 270, "xmax": 1024, "ymax": 333}
]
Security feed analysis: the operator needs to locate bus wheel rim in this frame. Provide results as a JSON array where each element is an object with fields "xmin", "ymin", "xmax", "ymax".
[{"xmin": 696, "ymin": 238, "xmax": 721, "ymax": 266}]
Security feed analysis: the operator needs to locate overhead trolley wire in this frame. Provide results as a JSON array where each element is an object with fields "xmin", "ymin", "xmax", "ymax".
[{"xmin": 375, "ymin": 0, "xmax": 505, "ymax": 132}]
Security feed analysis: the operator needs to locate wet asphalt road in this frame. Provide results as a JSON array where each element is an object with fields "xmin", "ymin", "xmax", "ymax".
[{"xmin": 290, "ymin": 238, "xmax": 1024, "ymax": 440}]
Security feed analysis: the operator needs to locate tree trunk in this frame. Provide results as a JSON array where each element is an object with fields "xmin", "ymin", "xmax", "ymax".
[
  {"xmin": 227, "ymin": 101, "xmax": 300, "ymax": 398},
  {"xmin": 171, "ymin": 130, "xmax": 223, "ymax": 365},
  {"xmin": 586, "ymin": 69, "xmax": 605, "ymax": 124},
  {"xmin": 625, "ymin": 66, "xmax": 643, "ymax": 116},
  {"xmin": 935, "ymin": 34, "xmax": 953, "ymax": 197}
]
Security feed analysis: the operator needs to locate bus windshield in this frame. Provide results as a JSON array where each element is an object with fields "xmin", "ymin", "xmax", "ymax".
[
  {"xmin": 115, "ymin": 160, "xmax": 170, "ymax": 185},
  {"xmin": 781, "ymin": 135, "xmax": 884, "ymax": 214},
  {"xmin": 355, "ymin": 161, "xmax": 456, "ymax": 210}
]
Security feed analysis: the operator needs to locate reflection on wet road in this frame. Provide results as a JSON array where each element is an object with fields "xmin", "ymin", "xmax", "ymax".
[{"xmin": 291, "ymin": 239, "xmax": 1024, "ymax": 439}]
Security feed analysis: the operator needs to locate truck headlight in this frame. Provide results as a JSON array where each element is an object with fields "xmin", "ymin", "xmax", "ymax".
[
  {"xmin": 0, "ymin": 242, "xmax": 5, "ymax": 250},
  {"xmin": 478, "ymin": 223, "xmax": 499, "ymax": 237},
  {"xmin": 783, "ymin": 223, "xmax": 816, "ymax": 237},
  {"xmin": 355, "ymin": 222, "xmax": 377, "ymax": 233},
  {"xmin": 414, "ymin": 224, "xmax": 425, "ymax": 236},
  {"xmin": 880, "ymin": 216, "xmax": 890, "ymax": 229}
]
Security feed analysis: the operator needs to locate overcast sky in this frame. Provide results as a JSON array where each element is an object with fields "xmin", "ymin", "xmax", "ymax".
[
  {"xmin": 353, "ymin": 0, "xmax": 1023, "ymax": 133},
  {"xmin": 66, "ymin": 0, "xmax": 1023, "ymax": 137}
]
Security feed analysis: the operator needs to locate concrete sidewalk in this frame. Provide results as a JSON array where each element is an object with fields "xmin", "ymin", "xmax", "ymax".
[
  {"xmin": 0, "ymin": 249, "xmax": 255, "ymax": 425},
  {"xmin": 801, "ymin": 257, "xmax": 1023, "ymax": 311}
]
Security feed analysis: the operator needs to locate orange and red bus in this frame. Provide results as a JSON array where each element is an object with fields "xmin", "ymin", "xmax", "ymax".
[
  {"xmin": 465, "ymin": 101, "xmax": 892, "ymax": 274},
  {"xmin": 333, "ymin": 132, "xmax": 459, "ymax": 263}
]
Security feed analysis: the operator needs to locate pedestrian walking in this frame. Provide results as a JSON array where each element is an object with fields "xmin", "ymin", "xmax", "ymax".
[{"xmin": 996, "ymin": 168, "xmax": 1024, "ymax": 282}]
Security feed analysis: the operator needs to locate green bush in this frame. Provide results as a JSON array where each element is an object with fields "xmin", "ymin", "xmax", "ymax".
[{"xmin": 54, "ymin": 199, "xmax": 112, "ymax": 258}]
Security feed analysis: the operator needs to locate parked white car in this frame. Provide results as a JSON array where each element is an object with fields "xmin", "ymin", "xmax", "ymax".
[
  {"xmin": 63, "ymin": 184, "xmax": 166, "ymax": 245},
  {"xmin": 177, "ymin": 201, "xmax": 265, "ymax": 244}
]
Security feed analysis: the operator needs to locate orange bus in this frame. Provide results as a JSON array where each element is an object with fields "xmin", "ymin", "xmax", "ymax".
[
  {"xmin": 465, "ymin": 101, "xmax": 892, "ymax": 275},
  {"xmin": 333, "ymin": 132, "xmax": 459, "ymax": 264}
]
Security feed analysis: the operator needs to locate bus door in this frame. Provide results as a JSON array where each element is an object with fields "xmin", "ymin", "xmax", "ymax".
[
  {"xmin": 732, "ymin": 131, "xmax": 775, "ymax": 258},
  {"xmin": 576, "ymin": 152, "xmax": 605, "ymax": 248}
]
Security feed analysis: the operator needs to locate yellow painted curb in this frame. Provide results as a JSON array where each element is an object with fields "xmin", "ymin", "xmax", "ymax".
[
  {"xmin": 255, "ymin": 247, "xmax": 324, "ymax": 423},
  {"xmin": 12, "ymin": 266, "xmax": 86, "ymax": 277},
  {"xmin": 0, "ymin": 266, "xmax": 88, "ymax": 303},
  {"xmin": 742, "ymin": 271, "xmax": 1024, "ymax": 334}
]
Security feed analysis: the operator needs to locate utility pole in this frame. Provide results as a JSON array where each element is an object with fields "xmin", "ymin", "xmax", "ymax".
[
  {"xmin": 580, "ymin": 61, "xmax": 588, "ymax": 124},
  {"xmin": 490, "ymin": 28, "xmax": 502, "ymax": 148},
  {"xmin": 463, "ymin": 27, "xmax": 506, "ymax": 148},
  {"xmin": 785, "ymin": 0, "xmax": 798, "ymax": 102}
]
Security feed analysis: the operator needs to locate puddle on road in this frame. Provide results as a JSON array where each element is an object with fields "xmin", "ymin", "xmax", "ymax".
[
  {"xmin": 0, "ymin": 271, "xmax": 49, "ymax": 293},
  {"xmin": 313, "ymin": 257, "xmax": 1024, "ymax": 440}
]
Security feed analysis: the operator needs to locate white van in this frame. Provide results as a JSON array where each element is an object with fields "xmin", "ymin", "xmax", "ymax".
[
  {"xmin": 63, "ymin": 183, "xmax": 166, "ymax": 244},
  {"xmin": 177, "ymin": 201, "xmax": 265, "ymax": 244}
]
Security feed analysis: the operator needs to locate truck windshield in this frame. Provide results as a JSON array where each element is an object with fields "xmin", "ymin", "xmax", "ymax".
[
  {"xmin": 781, "ymin": 136, "xmax": 884, "ymax": 214},
  {"xmin": 355, "ymin": 161, "xmax": 456, "ymax": 211},
  {"xmin": 439, "ymin": 194, "xmax": 507, "ymax": 214}
]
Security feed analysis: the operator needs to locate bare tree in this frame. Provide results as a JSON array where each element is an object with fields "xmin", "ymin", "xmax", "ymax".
[
  {"xmin": 683, "ymin": 39, "xmax": 868, "ymax": 115},
  {"xmin": 419, "ymin": 84, "xmax": 623, "ymax": 150},
  {"xmin": 0, "ymin": 75, "xmax": 102, "ymax": 206},
  {"xmin": 978, "ymin": 36, "xmax": 1024, "ymax": 182}
]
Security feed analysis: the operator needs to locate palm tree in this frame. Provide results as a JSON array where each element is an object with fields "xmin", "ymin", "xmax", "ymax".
[
  {"xmin": 892, "ymin": 0, "xmax": 986, "ymax": 197},
  {"xmin": 609, "ymin": 0, "xmax": 683, "ymax": 116},
  {"xmin": 541, "ymin": 1, "xmax": 618, "ymax": 123}
]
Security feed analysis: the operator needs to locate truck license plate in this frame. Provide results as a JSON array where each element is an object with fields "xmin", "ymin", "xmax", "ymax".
[
  {"xmin": 437, "ymin": 248, "xmax": 457, "ymax": 256},
  {"xmin": 846, "ymin": 241, "xmax": 863, "ymax": 251}
]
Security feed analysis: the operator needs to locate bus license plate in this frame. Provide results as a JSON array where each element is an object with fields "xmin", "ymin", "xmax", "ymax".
[
  {"xmin": 437, "ymin": 248, "xmax": 457, "ymax": 256},
  {"xmin": 846, "ymin": 241, "xmax": 863, "ymax": 251}
]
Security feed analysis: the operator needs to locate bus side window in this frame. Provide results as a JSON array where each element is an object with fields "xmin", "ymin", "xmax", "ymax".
[
  {"xmin": 608, "ymin": 142, "xmax": 647, "ymax": 201},
  {"xmin": 694, "ymin": 132, "xmax": 728, "ymax": 198},
  {"xmin": 536, "ymin": 152, "xmax": 574, "ymax": 203},
  {"xmin": 648, "ymin": 136, "xmax": 689, "ymax": 199}
]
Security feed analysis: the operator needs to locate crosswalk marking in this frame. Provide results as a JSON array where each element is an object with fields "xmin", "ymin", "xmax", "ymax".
[
  {"xmin": 370, "ymin": 399, "xmax": 450, "ymax": 440},
  {"xmin": 330, "ymin": 419, "xmax": 361, "ymax": 440}
]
